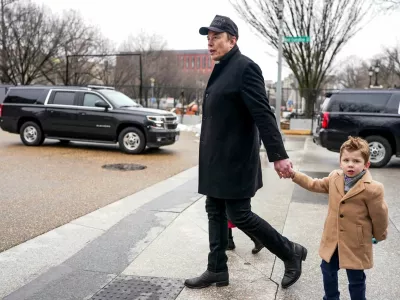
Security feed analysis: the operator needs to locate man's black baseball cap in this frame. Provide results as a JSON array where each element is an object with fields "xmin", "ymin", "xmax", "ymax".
[{"xmin": 199, "ymin": 15, "xmax": 239, "ymax": 39}]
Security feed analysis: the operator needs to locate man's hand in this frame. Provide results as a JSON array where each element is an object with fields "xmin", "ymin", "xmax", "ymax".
[{"xmin": 274, "ymin": 158, "xmax": 293, "ymax": 179}]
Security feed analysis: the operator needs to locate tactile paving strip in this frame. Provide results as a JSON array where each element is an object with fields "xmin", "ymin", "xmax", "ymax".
[{"xmin": 91, "ymin": 275, "xmax": 184, "ymax": 300}]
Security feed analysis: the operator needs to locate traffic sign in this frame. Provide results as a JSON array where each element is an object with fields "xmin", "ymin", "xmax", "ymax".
[{"xmin": 284, "ymin": 36, "xmax": 310, "ymax": 43}]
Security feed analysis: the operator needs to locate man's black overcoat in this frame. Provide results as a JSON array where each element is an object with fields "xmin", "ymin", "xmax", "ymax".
[{"xmin": 198, "ymin": 45, "xmax": 288, "ymax": 199}]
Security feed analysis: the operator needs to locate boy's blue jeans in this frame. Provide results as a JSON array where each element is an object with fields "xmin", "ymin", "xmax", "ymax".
[{"xmin": 321, "ymin": 248, "xmax": 366, "ymax": 300}]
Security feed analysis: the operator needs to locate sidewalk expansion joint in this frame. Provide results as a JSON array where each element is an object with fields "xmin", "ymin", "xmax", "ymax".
[
  {"xmin": 390, "ymin": 218, "xmax": 400, "ymax": 233},
  {"xmin": 149, "ymin": 210, "xmax": 181, "ymax": 214},
  {"xmin": 71, "ymin": 223, "xmax": 106, "ymax": 232}
]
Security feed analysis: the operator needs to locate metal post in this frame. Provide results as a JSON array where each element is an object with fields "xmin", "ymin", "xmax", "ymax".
[
  {"xmin": 275, "ymin": 0, "xmax": 284, "ymax": 131},
  {"xmin": 139, "ymin": 54, "xmax": 143, "ymax": 105},
  {"xmin": 66, "ymin": 55, "xmax": 69, "ymax": 86}
]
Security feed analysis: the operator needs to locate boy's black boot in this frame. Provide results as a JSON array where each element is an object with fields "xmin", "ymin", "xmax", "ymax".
[
  {"xmin": 184, "ymin": 270, "xmax": 229, "ymax": 289},
  {"xmin": 243, "ymin": 230, "xmax": 264, "ymax": 254},
  {"xmin": 227, "ymin": 238, "xmax": 235, "ymax": 250},
  {"xmin": 227, "ymin": 228, "xmax": 235, "ymax": 250},
  {"xmin": 281, "ymin": 242, "xmax": 308, "ymax": 289},
  {"xmin": 251, "ymin": 238, "xmax": 264, "ymax": 254}
]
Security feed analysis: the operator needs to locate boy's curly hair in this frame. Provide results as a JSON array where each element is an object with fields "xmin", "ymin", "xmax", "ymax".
[{"xmin": 340, "ymin": 136, "xmax": 370, "ymax": 163}]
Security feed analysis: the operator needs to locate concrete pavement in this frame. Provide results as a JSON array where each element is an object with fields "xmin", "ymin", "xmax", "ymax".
[{"xmin": 1, "ymin": 136, "xmax": 399, "ymax": 299}]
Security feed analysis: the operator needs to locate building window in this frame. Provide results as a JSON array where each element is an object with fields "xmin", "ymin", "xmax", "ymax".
[
  {"xmin": 186, "ymin": 57, "xmax": 189, "ymax": 68},
  {"xmin": 203, "ymin": 56, "xmax": 206, "ymax": 68},
  {"xmin": 197, "ymin": 57, "xmax": 200, "ymax": 69},
  {"xmin": 181, "ymin": 57, "xmax": 184, "ymax": 68},
  {"xmin": 208, "ymin": 57, "xmax": 212, "ymax": 68},
  {"xmin": 192, "ymin": 57, "xmax": 195, "ymax": 68}
]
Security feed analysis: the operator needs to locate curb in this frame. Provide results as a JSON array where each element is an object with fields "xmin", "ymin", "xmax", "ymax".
[{"xmin": 281, "ymin": 129, "xmax": 312, "ymax": 135}]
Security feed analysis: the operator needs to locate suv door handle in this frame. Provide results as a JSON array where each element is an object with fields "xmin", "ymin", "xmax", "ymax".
[{"xmin": 80, "ymin": 112, "xmax": 86, "ymax": 115}]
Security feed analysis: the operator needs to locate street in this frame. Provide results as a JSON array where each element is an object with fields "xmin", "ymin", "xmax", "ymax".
[
  {"xmin": 0, "ymin": 130, "xmax": 199, "ymax": 252},
  {"xmin": 1, "ymin": 136, "xmax": 399, "ymax": 299}
]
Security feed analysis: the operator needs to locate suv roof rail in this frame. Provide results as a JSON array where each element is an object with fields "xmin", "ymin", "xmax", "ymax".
[{"xmin": 87, "ymin": 85, "xmax": 115, "ymax": 90}]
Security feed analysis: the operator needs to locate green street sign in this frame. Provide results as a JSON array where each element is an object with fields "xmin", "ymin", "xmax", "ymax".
[{"xmin": 284, "ymin": 36, "xmax": 310, "ymax": 43}]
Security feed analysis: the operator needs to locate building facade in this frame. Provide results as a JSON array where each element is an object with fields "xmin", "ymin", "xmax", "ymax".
[{"xmin": 174, "ymin": 50, "xmax": 214, "ymax": 74}]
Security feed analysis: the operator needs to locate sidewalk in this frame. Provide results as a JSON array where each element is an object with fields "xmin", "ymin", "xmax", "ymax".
[{"xmin": 1, "ymin": 137, "xmax": 399, "ymax": 300}]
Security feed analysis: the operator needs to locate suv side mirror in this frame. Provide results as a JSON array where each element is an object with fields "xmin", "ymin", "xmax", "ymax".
[{"xmin": 95, "ymin": 100, "xmax": 110, "ymax": 110}]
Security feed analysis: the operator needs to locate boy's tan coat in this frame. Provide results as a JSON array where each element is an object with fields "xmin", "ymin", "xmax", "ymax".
[{"xmin": 293, "ymin": 169, "xmax": 388, "ymax": 270}]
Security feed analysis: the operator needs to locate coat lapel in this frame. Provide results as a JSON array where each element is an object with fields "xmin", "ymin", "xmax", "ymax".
[{"xmin": 334, "ymin": 171, "xmax": 345, "ymax": 198}]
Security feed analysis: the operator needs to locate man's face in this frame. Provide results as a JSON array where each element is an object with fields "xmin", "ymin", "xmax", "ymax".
[
  {"xmin": 340, "ymin": 149, "xmax": 370, "ymax": 177},
  {"xmin": 207, "ymin": 31, "xmax": 236, "ymax": 61}
]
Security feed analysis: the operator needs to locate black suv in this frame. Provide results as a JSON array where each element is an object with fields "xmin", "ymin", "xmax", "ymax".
[
  {"xmin": 314, "ymin": 89, "xmax": 400, "ymax": 167},
  {"xmin": 0, "ymin": 85, "xmax": 180, "ymax": 154}
]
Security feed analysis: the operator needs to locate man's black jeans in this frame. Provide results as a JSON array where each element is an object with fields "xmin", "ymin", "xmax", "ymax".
[
  {"xmin": 206, "ymin": 196, "xmax": 293, "ymax": 273},
  {"xmin": 321, "ymin": 248, "xmax": 366, "ymax": 300}
]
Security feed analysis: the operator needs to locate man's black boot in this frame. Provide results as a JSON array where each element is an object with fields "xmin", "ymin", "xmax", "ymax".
[
  {"xmin": 281, "ymin": 242, "xmax": 308, "ymax": 289},
  {"xmin": 184, "ymin": 270, "xmax": 229, "ymax": 289}
]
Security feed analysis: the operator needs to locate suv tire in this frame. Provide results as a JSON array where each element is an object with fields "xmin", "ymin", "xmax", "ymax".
[
  {"xmin": 118, "ymin": 127, "xmax": 146, "ymax": 154},
  {"xmin": 365, "ymin": 135, "xmax": 392, "ymax": 168},
  {"xmin": 20, "ymin": 121, "xmax": 45, "ymax": 146}
]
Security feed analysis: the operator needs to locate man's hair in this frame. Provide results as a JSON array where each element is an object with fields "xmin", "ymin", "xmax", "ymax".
[
  {"xmin": 340, "ymin": 136, "xmax": 370, "ymax": 162},
  {"xmin": 226, "ymin": 33, "xmax": 237, "ymax": 42}
]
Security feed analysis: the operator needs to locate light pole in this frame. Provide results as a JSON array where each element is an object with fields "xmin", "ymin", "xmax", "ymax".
[
  {"xmin": 368, "ymin": 67, "xmax": 373, "ymax": 88},
  {"xmin": 275, "ymin": 0, "xmax": 284, "ymax": 131},
  {"xmin": 150, "ymin": 77, "xmax": 155, "ymax": 108},
  {"xmin": 374, "ymin": 61, "xmax": 380, "ymax": 87}
]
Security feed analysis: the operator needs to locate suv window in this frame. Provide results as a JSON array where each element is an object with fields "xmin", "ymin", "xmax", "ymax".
[
  {"xmin": 83, "ymin": 93, "xmax": 105, "ymax": 107},
  {"xmin": 329, "ymin": 93, "xmax": 391, "ymax": 113},
  {"xmin": 385, "ymin": 93, "xmax": 400, "ymax": 114},
  {"xmin": 52, "ymin": 91, "xmax": 76, "ymax": 106},
  {"xmin": 321, "ymin": 97, "xmax": 331, "ymax": 112},
  {"xmin": 4, "ymin": 88, "xmax": 45, "ymax": 104}
]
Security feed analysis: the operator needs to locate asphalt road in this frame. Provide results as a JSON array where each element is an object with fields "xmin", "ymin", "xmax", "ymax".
[{"xmin": 0, "ymin": 130, "xmax": 200, "ymax": 252}]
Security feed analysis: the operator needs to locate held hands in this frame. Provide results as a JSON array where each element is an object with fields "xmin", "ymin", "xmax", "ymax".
[{"xmin": 274, "ymin": 159, "xmax": 295, "ymax": 179}]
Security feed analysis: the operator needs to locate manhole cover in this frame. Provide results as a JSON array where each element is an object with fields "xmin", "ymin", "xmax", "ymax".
[
  {"xmin": 91, "ymin": 275, "xmax": 184, "ymax": 300},
  {"xmin": 102, "ymin": 163, "xmax": 147, "ymax": 171}
]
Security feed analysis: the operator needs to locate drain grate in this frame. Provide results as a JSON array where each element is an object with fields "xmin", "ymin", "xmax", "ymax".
[
  {"xmin": 91, "ymin": 275, "xmax": 184, "ymax": 300},
  {"xmin": 102, "ymin": 163, "xmax": 147, "ymax": 171}
]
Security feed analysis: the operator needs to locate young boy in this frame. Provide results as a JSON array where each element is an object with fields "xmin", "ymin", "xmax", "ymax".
[{"xmin": 289, "ymin": 136, "xmax": 389, "ymax": 300}]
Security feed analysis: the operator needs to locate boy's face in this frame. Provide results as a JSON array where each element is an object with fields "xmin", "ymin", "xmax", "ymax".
[{"xmin": 340, "ymin": 149, "xmax": 370, "ymax": 177}]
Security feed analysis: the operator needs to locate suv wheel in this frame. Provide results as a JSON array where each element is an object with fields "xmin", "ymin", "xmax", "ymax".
[
  {"xmin": 118, "ymin": 127, "xmax": 146, "ymax": 154},
  {"xmin": 365, "ymin": 135, "xmax": 392, "ymax": 168},
  {"xmin": 20, "ymin": 121, "xmax": 45, "ymax": 146}
]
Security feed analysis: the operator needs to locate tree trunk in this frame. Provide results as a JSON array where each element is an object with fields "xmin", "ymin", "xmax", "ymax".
[{"xmin": 300, "ymin": 89, "xmax": 318, "ymax": 119}]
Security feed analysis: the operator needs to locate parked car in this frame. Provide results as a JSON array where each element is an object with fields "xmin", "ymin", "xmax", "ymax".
[
  {"xmin": 0, "ymin": 85, "xmax": 180, "ymax": 154},
  {"xmin": 314, "ymin": 89, "xmax": 400, "ymax": 168}
]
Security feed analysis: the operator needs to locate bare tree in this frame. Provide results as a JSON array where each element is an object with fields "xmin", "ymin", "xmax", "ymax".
[
  {"xmin": 118, "ymin": 31, "xmax": 182, "ymax": 107},
  {"xmin": 335, "ymin": 56, "xmax": 369, "ymax": 88},
  {"xmin": 376, "ymin": 0, "xmax": 400, "ymax": 10},
  {"xmin": 37, "ymin": 9, "xmax": 112, "ymax": 86},
  {"xmin": 1, "ymin": 0, "xmax": 69, "ymax": 85},
  {"xmin": 231, "ymin": 0, "xmax": 374, "ymax": 117},
  {"xmin": 380, "ymin": 47, "xmax": 400, "ymax": 86},
  {"xmin": 0, "ymin": 0, "xmax": 18, "ymax": 83}
]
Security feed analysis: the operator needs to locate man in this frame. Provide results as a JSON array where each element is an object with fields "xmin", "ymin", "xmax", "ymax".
[{"xmin": 184, "ymin": 15, "xmax": 307, "ymax": 290}]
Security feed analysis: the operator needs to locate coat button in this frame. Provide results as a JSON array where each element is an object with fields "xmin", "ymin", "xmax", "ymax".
[
  {"xmin": 340, "ymin": 214, "xmax": 344, "ymax": 218},
  {"xmin": 205, "ymin": 93, "xmax": 209, "ymax": 98}
]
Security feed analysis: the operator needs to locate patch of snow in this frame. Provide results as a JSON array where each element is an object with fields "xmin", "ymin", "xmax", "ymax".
[{"xmin": 178, "ymin": 123, "xmax": 201, "ymax": 136}]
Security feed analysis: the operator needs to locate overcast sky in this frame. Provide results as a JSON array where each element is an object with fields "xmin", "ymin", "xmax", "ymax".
[{"xmin": 34, "ymin": 0, "xmax": 400, "ymax": 82}]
